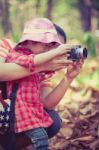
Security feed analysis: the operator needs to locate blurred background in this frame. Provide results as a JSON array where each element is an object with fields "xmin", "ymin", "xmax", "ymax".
[
  {"xmin": 0, "ymin": 0, "xmax": 99, "ymax": 57},
  {"xmin": 0, "ymin": 0, "xmax": 99, "ymax": 149},
  {"xmin": 0, "ymin": 0, "xmax": 99, "ymax": 51}
]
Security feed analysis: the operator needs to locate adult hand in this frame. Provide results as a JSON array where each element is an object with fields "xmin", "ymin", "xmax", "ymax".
[{"xmin": 38, "ymin": 55, "xmax": 73, "ymax": 72}]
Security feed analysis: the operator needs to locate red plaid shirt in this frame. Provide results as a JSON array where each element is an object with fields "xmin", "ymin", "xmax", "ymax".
[{"xmin": 5, "ymin": 49, "xmax": 53, "ymax": 133}]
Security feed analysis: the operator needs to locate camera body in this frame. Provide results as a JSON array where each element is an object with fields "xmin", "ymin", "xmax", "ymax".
[{"xmin": 68, "ymin": 46, "xmax": 88, "ymax": 61}]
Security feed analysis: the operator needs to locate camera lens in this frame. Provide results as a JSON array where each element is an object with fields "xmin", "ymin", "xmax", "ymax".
[
  {"xmin": 76, "ymin": 47, "xmax": 88, "ymax": 59},
  {"xmin": 83, "ymin": 48, "xmax": 87, "ymax": 58},
  {"xmin": 68, "ymin": 47, "xmax": 88, "ymax": 61}
]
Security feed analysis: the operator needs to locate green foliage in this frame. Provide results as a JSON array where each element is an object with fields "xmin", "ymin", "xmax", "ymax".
[
  {"xmin": 81, "ymin": 33, "xmax": 96, "ymax": 57},
  {"xmin": 12, "ymin": 34, "xmax": 20, "ymax": 43},
  {"xmin": 0, "ymin": 0, "xmax": 98, "ymax": 43},
  {"xmin": 77, "ymin": 69, "xmax": 99, "ymax": 90},
  {"xmin": 0, "ymin": 25, "xmax": 4, "ymax": 36},
  {"xmin": 53, "ymin": 0, "xmax": 83, "ymax": 39},
  {"xmin": 64, "ymin": 0, "xmax": 78, "ymax": 8}
]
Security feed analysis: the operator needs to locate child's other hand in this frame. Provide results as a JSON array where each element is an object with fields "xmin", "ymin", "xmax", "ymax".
[{"xmin": 66, "ymin": 59, "xmax": 84, "ymax": 80}]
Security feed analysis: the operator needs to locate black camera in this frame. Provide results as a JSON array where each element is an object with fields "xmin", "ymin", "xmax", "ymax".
[{"xmin": 68, "ymin": 46, "xmax": 88, "ymax": 61}]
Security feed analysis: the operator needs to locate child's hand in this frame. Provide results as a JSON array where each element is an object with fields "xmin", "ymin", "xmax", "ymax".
[
  {"xmin": 55, "ymin": 44, "xmax": 71, "ymax": 56},
  {"xmin": 66, "ymin": 59, "xmax": 84, "ymax": 80}
]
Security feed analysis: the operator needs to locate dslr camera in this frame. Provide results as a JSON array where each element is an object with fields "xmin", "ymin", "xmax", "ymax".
[{"xmin": 68, "ymin": 45, "xmax": 88, "ymax": 61}]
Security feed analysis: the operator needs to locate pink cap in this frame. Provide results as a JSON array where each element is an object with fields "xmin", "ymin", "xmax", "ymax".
[{"xmin": 19, "ymin": 18, "xmax": 61, "ymax": 44}]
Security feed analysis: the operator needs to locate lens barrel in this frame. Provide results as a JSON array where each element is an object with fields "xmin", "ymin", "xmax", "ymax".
[{"xmin": 68, "ymin": 47, "xmax": 87, "ymax": 61}]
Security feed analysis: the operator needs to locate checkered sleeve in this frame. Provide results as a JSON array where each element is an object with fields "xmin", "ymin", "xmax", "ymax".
[{"xmin": 5, "ymin": 52, "xmax": 35, "ymax": 72}]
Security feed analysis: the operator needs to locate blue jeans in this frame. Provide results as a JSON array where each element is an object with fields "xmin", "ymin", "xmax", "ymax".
[
  {"xmin": 45, "ymin": 109, "xmax": 62, "ymax": 138},
  {"xmin": 25, "ymin": 127, "xmax": 48, "ymax": 150}
]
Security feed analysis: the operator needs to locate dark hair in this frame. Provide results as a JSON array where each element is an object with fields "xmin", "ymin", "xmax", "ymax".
[{"xmin": 54, "ymin": 24, "xmax": 67, "ymax": 43}]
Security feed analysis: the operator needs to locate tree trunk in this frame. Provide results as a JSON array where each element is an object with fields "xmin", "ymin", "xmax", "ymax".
[
  {"xmin": 46, "ymin": 0, "xmax": 53, "ymax": 20},
  {"xmin": 78, "ymin": 0, "xmax": 92, "ymax": 32},
  {"xmin": 1, "ymin": 0, "xmax": 12, "ymax": 35},
  {"xmin": 0, "ymin": 0, "xmax": 3, "ymax": 23},
  {"xmin": 35, "ymin": 0, "xmax": 41, "ymax": 15}
]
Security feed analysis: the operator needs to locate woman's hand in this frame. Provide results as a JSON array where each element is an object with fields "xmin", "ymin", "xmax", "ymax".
[
  {"xmin": 66, "ymin": 59, "xmax": 84, "ymax": 80},
  {"xmin": 38, "ymin": 55, "xmax": 73, "ymax": 72}
]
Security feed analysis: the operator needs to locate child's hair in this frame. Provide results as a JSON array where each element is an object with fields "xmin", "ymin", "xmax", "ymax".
[{"xmin": 54, "ymin": 24, "xmax": 67, "ymax": 43}]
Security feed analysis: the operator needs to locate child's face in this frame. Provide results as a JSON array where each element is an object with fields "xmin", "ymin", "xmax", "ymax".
[
  {"xmin": 28, "ymin": 34, "xmax": 65, "ymax": 54},
  {"xmin": 28, "ymin": 41, "xmax": 58, "ymax": 54}
]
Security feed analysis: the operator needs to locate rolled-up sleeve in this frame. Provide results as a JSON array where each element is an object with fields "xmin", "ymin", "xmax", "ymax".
[{"xmin": 5, "ymin": 52, "xmax": 35, "ymax": 72}]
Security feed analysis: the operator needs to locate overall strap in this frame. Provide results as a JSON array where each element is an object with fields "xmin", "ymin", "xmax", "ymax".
[
  {"xmin": 9, "ymin": 83, "xmax": 18, "ymax": 131},
  {"xmin": 0, "ymin": 81, "xmax": 7, "ymax": 99}
]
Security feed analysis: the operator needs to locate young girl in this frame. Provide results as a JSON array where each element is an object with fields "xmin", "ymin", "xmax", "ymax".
[
  {"xmin": 0, "ymin": 23, "xmax": 68, "ymax": 150},
  {"xmin": 5, "ymin": 18, "xmax": 72, "ymax": 150}
]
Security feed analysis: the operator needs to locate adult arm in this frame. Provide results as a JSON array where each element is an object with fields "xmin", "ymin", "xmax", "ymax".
[
  {"xmin": 1, "ymin": 53, "xmax": 72, "ymax": 81},
  {"xmin": 0, "ymin": 63, "xmax": 35, "ymax": 81}
]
